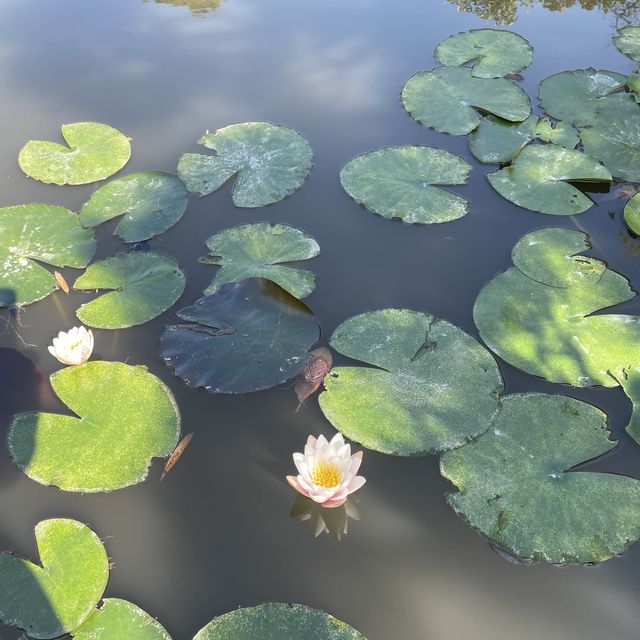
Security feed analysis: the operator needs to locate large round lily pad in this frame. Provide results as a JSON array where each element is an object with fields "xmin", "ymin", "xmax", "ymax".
[
  {"xmin": 487, "ymin": 144, "xmax": 612, "ymax": 214},
  {"xmin": 9, "ymin": 361, "xmax": 181, "ymax": 492},
  {"xmin": 435, "ymin": 29, "xmax": 533, "ymax": 78},
  {"xmin": 80, "ymin": 172, "xmax": 188, "ymax": 243},
  {"xmin": 177, "ymin": 122, "xmax": 313, "ymax": 207},
  {"xmin": 0, "ymin": 204, "xmax": 96, "ymax": 307},
  {"xmin": 160, "ymin": 279, "xmax": 320, "ymax": 394},
  {"xmin": 201, "ymin": 223, "xmax": 319, "ymax": 298},
  {"xmin": 0, "ymin": 519, "xmax": 108, "ymax": 638},
  {"xmin": 614, "ymin": 26, "xmax": 640, "ymax": 62},
  {"xmin": 74, "ymin": 252, "xmax": 186, "ymax": 329},
  {"xmin": 18, "ymin": 122, "xmax": 131, "ymax": 185},
  {"xmin": 193, "ymin": 603, "xmax": 365, "ymax": 640},
  {"xmin": 339, "ymin": 146, "xmax": 471, "ymax": 224},
  {"xmin": 401, "ymin": 66, "xmax": 531, "ymax": 135},
  {"xmin": 318, "ymin": 309, "xmax": 503, "ymax": 456},
  {"xmin": 441, "ymin": 393, "xmax": 640, "ymax": 565},
  {"xmin": 624, "ymin": 192, "xmax": 640, "ymax": 234},
  {"xmin": 474, "ymin": 227, "xmax": 640, "ymax": 387}
]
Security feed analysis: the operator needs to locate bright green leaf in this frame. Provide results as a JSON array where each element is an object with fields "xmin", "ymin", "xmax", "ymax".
[
  {"xmin": 533, "ymin": 118, "xmax": 579, "ymax": 147},
  {"xmin": 614, "ymin": 26, "xmax": 640, "ymax": 62},
  {"xmin": 624, "ymin": 191, "xmax": 640, "ymax": 234}
]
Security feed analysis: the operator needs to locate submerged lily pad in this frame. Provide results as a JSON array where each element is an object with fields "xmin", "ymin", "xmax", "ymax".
[
  {"xmin": 80, "ymin": 172, "xmax": 188, "ymax": 243},
  {"xmin": 401, "ymin": 66, "xmax": 530, "ymax": 135},
  {"xmin": 435, "ymin": 29, "xmax": 533, "ymax": 78},
  {"xmin": 177, "ymin": 122, "xmax": 313, "ymax": 207},
  {"xmin": 74, "ymin": 599, "xmax": 172, "ymax": 640},
  {"xmin": 318, "ymin": 309, "xmax": 503, "ymax": 455},
  {"xmin": 538, "ymin": 68, "xmax": 631, "ymax": 127},
  {"xmin": 201, "ymin": 223, "xmax": 319, "ymax": 298},
  {"xmin": 193, "ymin": 603, "xmax": 365, "ymax": 640},
  {"xmin": 74, "ymin": 252, "xmax": 186, "ymax": 329},
  {"xmin": 614, "ymin": 26, "xmax": 640, "ymax": 62},
  {"xmin": 474, "ymin": 227, "xmax": 640, "ymax": 387},
  {"xmin": 0, "ymin": 519, "xmax": 108, "ymax": 638},
  {"xmin": 487, "ymin": 144, "xmax": 611, "ymax": 214},
  {"xmin": 9, "ymin": 361, "xmax": 180, "ymax": 492},
  {"xmin": 624, "ymin": 192, "xmax": 640, "ymax": 234},
  {"xmin": 0, "ymin": 204, "xmax": 96, "ymax": 307},
  {"xmin": 340, "ymin": 146, "xmax": 471, "ymax": 223},
  {"xmin": 160, "ymin": 279, "xmax": 320, "ymax": 394},
  {"xmin": 441, "ymin": 393, "xmax": 640, "ymax": 565},
  {"xmin": 18, "ymin": 122, "xmax": 131, "ymax": 185}
]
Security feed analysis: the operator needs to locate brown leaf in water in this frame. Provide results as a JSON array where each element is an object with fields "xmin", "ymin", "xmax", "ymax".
[
  {"xmin": 505, "ymin": 73, "xmax": 524, "ymax": 81},
  {"xmin": 161, "ymin": 432, "xmax": 194, "ymax": 481},
  {"xmin": 294, "ymin": 347, "xmax": 332, "ymax": 411},
  {"xmin": 54, "ymin": 271, "xmax": 69, "ymax": 294}
]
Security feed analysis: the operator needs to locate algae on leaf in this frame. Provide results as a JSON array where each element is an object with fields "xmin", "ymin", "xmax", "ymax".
[{"xmin": 614, "ymin": 26, "xmax": 640, "ymax": 62}]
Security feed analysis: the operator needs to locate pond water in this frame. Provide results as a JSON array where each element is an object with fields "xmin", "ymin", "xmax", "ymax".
[{"xmin": 1, "ymin": 0, "xmax": 640, "ymax": 638}]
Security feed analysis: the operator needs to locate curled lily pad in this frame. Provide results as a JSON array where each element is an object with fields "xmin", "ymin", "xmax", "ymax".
[
  {"xmin": 0, "ymin": 519, "xmax": 108, "ymax": 638},
  {"xmin": 624, "ymin": 192, "xmax": 640, "ymax": 234},
  {"xmin": 401, "ymin": 66, "xmax": 530, "ymax": 135},
  {"xmin": 487, "ymin": 144, "xmax": 612, "ymax": 214},
  {"xmin": 9, "ymin": 361, "xmax": 180, "ymax": 492},
  {"xmin": 193, "ymin": 603, "xmax": 365, "ymax": 640},
  {"xmin": 160, "ymin": 279, "xmax": 320, "ymax": 394},
  {"xmin": 74, "ymin": 599, "xmax": 172, "ymax": 640},
  {"xmin": 538, "ymin": 68, "xmax": 631, "ymax": 127},
  {"xmin": 340, "ymin": 146, "xmax": 471, "ymax": 223},
  {"xmin": 441, "ymin": 393, "xmax": 640, "ymax": 565},
  {"xmin": 18, "ymin": 122, "xmax": 131, "ymax": 185},
  {"xmin": 74, "ymin": 252, "xmax": 186, "ymax": 329},
  {"xmin": 435, "ymin": 29, "xmax": 533, "ymax": 78},
  {"xmin": 318, "ymin": 309, "xmax": 503, "ymax": 455},
  {"xmin": 614, "ymin": 26, "xmax": 640, "ymax": 62},
  {"xmin": 201, "ymin": 223, "xmax": 319, "ymax": 298},
  {"xmin": 474, "ymin": 227, "xmax": 640, "ymax": 388},
  {"xmin": 177, "ymin": 122, "xmax": 313, "ymax": 207},
  {"xmin": 80, "ymin": 172, "xmax": 188, "ymax": 243},
  {"xmin": 0, "ymin": 204, "xmax": 96, "ymax": 307}
]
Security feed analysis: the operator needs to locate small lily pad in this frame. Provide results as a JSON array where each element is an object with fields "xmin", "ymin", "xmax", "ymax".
[
  {"xmin": 18, "ymin": 122, "xmax": 131, "ymax": 185},
  {"xmin": 487, "ymin": 144, "xmax": 612, "ymax": 214},
  {"xmin": 318, "ymin": 309, "xmax": 503, "ymax": 455},
  {"xmin": 0, "ymin": 518, "xmax": 108, "ymax": 638},
  {"xmin": 340, "ymin": 146, "xmax": 471, "ymax": 223},
  {"xmin": 435, "ymin": 29, "xmax": 533, "ymax": 78},
  {"xmin": 441, "ymin": 393, "xmax": 640, "ymax": 565},
  {"xmin": 74, "ymin": 252, "xmax": 186, "ymax": 329},
  {"xmin": 0, "ymin": 204, "xmax": 96, "ymax": 307},
  {"xmin": 201, "ymin": 223, "xmax": 319, "ymax": 298},
  {"xmin": 193, "ymin": 603, "xmax": 365, "ymax": 640},
  {"xmin": 160, "ymin": 279, "xmax": 320, "ymax": 394},
  {"xmin": 80, "ymin": 172, "xmax": 188, "ymax": 243},
  {"xmin": 614, "ymin": 26, "xmax": 640, "ymax": 62},
  {"xmin": 401, "ymin": 66, "xmax": 531, "ymax": 135},
  {"xmin": 624, "ymin": 192, "xmax": 640, "ymax": 234},
  {"xmin": 177, "ymin": 122, "xmax": 313, "ymax": 207},
  {"xmin": 9, "ymin": 361, "xmax": 181, "ymax": 492}
]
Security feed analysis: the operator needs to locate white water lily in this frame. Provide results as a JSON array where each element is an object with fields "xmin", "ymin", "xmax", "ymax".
[
  {"xmin": 287, "ymin": 433, "xmax": 366, "ymax": 507},
  {"xmin": 48, "ymin": 326, "xmax": 94, "ymax": 365}
]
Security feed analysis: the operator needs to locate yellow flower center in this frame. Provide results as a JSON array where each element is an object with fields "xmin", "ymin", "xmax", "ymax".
[{"xmin": 311, "ymin": 461, "xmax": 342, "ymax": 488}]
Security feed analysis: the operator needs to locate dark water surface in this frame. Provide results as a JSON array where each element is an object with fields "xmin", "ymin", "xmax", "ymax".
[{"xmin": 1, "ymin": 1, "xmax": 640, "ymax": 638}]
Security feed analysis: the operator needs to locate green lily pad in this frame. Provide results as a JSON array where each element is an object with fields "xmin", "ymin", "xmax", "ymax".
[
  {"xmin": 533, "ymin": 118, "xmax": 579, "ymax": 147},
  {"xmin": 160, "ymin": 279, "xmax": 320, "ymax": 394},
  {"xmin": 624, "ymin": 192, "xmax": 640, "ymax": 234},
  {"xmin": 0, "ymin": 518, "xmax": 108, "ymax": 638},
  {"xmin": 435, "ymin": 29, "xmax": 533, "ymax": 78},
  {"xmin": 201, "ymin": 223, "xmax": 319, "ymax": 298},
  {"xmin": 74, "ymin": 252, "xmax": 186, "ymax": 329},
  {"xmin": 80, "ymin": 172, "xmax": 188, "ymax": 243},
  {"xmin": 487, "ymin": 144, "xmax": 612, "ymax": 214},
  {"xmin": 339, "ymin": 146, "xmax": 471, "ymax": 224},
  {"xmin": 74, "ymin": 599, "xmax": 172, "ymax": 640},
  {"xmin": 9, "ymin": 361, "xmax": 180, "ymax": 492},
  {"xmin": 473, "ymin": 227, "xmax": 640, "ymax": 388},
  {"xmin": 193, "ymin": 603, "xmax": 365, "ymax": 640},
  {"xmin": 177, "ymin": 122, "xmax": 313, "ymax": 207},
  {"xmin": 441, "ymin": 393, "xmax": 640, "ymax": 565},
  {"xmin": 0, "ymin": 204, "xmax": 96, "ymax": 307},
  {"xmin": 401, "ymin": 66, "xmax": 531, "ymax": 135},
  {"xmin": 18, "ymin": 122, "xmax": 131, "ymax": 186},
  {"xmin": 318, "ymin": 309, "xmax": 503, "ymax": 456},
  {"xmin": 614, "ymin": 26, "xmax": 640, "ymax": 62},
  {"xmin": 538, "ymin": 68, "xmax": 631, "ymax": 127},
  {"xmin": 628, "ymin": 69, "xmax": 640, "ymax": 102}
]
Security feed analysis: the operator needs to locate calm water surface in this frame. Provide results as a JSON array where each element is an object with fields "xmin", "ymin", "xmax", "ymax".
[{"xmin": 1, "ymin": 1, "xmax": 640, "ymax": 638}]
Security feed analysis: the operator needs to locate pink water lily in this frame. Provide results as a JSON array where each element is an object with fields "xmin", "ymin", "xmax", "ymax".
[{"xmin": 287, "ymin": 433, "xmax": 366, "ymax": 508}]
